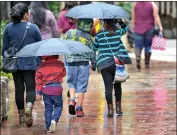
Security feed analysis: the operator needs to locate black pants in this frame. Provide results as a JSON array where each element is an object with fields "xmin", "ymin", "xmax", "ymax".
[
  {"xmin": 101, "ymin": 64, "xmax": 122, "ymax": 104},
  {"xmin": 12, "ymin": 70, "xmax": 36, "ymax": 110}
]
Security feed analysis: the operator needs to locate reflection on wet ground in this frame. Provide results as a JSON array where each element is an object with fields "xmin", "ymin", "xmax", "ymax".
[{"xmin": 1, "ymin": 60, "xmax": 176, "ymax": 135}]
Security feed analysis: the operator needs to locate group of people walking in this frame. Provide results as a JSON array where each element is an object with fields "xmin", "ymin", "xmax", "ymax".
[{"xmin": 2, "ymin": 1, "xmax": 162, "ymax": 133}]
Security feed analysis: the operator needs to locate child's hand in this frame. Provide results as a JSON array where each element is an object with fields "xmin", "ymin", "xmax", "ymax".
[{"xmin": 36, "ymin": 95, "xmax": 42, "ymax": 100}]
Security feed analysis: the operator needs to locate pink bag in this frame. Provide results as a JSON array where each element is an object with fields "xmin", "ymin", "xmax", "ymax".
[{"xmin": 152, "ymin": 34, "xmax": 166, "ymax": 51}]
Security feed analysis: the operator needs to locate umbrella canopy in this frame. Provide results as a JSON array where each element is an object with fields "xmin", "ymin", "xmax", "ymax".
[
  {"xmin": 66, "ymin": 2, "xmax": 130, "ymax": 19},
  {"xmin": 16, "ymin": 38, "xmax": 92, "ymax": 57}
]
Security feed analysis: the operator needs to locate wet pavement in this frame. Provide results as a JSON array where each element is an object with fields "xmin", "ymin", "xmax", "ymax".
[{"xmin": 1, "ymin": 59, "xmax": 176, "ymax": 135}]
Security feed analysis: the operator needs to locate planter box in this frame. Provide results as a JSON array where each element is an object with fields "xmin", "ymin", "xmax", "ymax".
[{"xmin": 0, "ymin": 76, "xmax": 9, "ymax": 122}]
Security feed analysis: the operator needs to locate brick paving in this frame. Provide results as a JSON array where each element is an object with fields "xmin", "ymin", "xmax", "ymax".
[{"xmin": 1, "ymin": 59, "xmax": 176, "ymax": 135}]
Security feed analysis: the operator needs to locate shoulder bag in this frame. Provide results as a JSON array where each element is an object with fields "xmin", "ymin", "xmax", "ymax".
[
  {"xmin": 2, "ymin": 22, "xmax": 31, "ymax": 73},
  {"xmin": 103, "ymin": 32, "xmax": 129, "ymax": 83}
]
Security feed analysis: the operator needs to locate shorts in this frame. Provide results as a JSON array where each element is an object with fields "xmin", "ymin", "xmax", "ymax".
[{"xmin": 66, "ymin": 64, "xmax": 90, "ymax": 93}]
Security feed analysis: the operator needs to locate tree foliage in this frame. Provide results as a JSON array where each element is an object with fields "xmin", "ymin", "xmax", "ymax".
[
  {"xmin": 48, "ymin": 2, "xmax": 61, "ymax": 19},
  {"xmin": 117, "ymin": 2, "xmax": 133, "ymax": 14},
  {"xmin": 0, "ymin": 20, "xmax": 13, "ymax": 79}
]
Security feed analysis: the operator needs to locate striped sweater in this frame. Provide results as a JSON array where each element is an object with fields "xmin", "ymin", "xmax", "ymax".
[
  {"xmin": 35, "ymin": 58, "xmax": 66, "ymax": 96},
  {"xmin": 93, "ymin": 26, "xmax": 132, "ymax": 70}
]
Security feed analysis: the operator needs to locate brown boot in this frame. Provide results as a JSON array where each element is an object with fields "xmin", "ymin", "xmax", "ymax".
[
  {"xmin": 25, "ymin": 102, "xmax": 33, "ymax": 127},
  {"xmin": 18, "ymin": 109, "xmax": 25, "ymax": 125},
  {"xmin": 115, "ymin": 101, "xmax": 123, "ymax": 116},
  {"xmin": 107, "ymin": 104, "xmax": 114, "ymax": 117}
]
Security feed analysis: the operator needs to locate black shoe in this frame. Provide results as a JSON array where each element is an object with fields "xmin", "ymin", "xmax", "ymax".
[
  {"xmin": 67, "ymin": 90, "xmax": 70, "ymax": 97},
  {"xmin": 68, "ymin": 101, "xmax": 76, "ymax": 115}
]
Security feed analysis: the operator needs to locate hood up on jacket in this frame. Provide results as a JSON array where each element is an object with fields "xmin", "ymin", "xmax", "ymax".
[{"xmin": 76, "ymin": 19, "xmax": 93, "ymax": 32}]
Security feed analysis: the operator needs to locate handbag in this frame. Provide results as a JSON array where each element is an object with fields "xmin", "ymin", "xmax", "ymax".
[
  {"xmin": 2, "ymin": 22, "xmax": 31, "ymax": 73},
  {"xmin": 103, "ymin": 33, "xmax": 129, "ymax": 83},
  {"xmin": 152, "ymin": 33, "xmax": 166, "ymax": 51}
]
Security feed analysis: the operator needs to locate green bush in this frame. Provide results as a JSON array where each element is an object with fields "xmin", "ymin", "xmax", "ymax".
[
  {"xmin": 48, "ymin": 2, "xmax": 61, "ymax": 19},
  {"xmin": 0, "ymin": 20, "xmax": 13, "ymax": 79},
  {"xmin": 118, "ymin": 2, "xmax": 133, "ymax": 14}
]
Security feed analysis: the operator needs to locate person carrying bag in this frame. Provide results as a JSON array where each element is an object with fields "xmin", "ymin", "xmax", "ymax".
[
  {"xmin": 2, "ymin": 22, "xmax": 31, "ymax": 73},
  {"xmin": 2, "ymin": 3, "xmax": 42, "ymax": 127},
  {"xmin": 93, "ymin": 19, "xmax": 132, "ymax": 118},
  {"xmin": 103, "ymin": 33, "xmax": 129, "ymax": 83}
]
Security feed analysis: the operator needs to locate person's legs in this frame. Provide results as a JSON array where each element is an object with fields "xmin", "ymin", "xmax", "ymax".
[
  {"xmin": 67, "ymin": 65, "xmax": 77, "ymax": 115},
  {"xmin": 101, "ymin": 64, "xmax": 115, "ymax": 117},
  {"xmin": 134, "ymin": 33, "xmax": 144, "ymax": 71},
  {"xmin": 135, "ymin": 47, "xmax": 143, "ymax": 70},
  {"xmin": 23, "ymin": 70, "xmax": 36, "ymax": 104},
  {"xmin": 144, "ymin": 29, "xmax": 154, "ymax": 68},
  {"xmin": 23, "ymin": 70, "xmax": 36, "ymax": 127},
  {"xmin": 114, "ymin": 82, "xmax": 123, "ymax": 115},
  {"xmin": 75, "ymin": 64, "xmax": 90, "ymax": 117},
  {"xmin": 144, "ymin": 47, "xmax": 152, "ymax": 68},
  {"xmin": 51, "ymin": 95, "xmax": 63, "ymax": 122},
  {"xmin": 50, "ymin": 94, "xmax": 63, "ymax": 133},
  {"xmin": 43, "ymin": 94, "xmax": 53, "ymax": 131},
  {"xmin": 12, "ymin": 70, "xmax": 25, "ymax": 125}
]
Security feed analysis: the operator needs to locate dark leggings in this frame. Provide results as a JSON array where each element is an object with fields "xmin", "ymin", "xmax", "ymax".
[
  {"xmin": 12, "ymin": 70, "xmax": 36, "ymax": 110},
  {"xmin": 101, "ymin": 64, "xmax": 122, "ymax": 104}
]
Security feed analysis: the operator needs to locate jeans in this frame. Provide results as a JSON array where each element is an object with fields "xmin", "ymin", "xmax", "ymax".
[
  {"xmin": 43, "ymin": 94, "xmax": 63, "ymax": 130},
  {"xmin": 12, "ymin": 70, "xmax": 36, "ymax": 110},
  {"xmin": 133, "ymin": 28, "xmax": 155, "ymax": 53},
  {"xmin": 100, "ymin": 64, "xmax": 122, "ymax": 104}
]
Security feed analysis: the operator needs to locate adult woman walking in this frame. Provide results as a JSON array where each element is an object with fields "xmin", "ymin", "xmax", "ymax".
[
  {"xmin": 29, "ymin": 2, "xmax": 59, "ymax": 39},
  {"xmin": 93, "ymin": 19, "xmax": 132, "ymax": 117},
  {"xmin": 2, "ymin": 3, "xmax": 42, "ymax": 126},
  {"xmin": 132, "ymin": 2, "xmax": 163, "ymax": 71},
  {"xmin": 57, "ymin": 2, "xmax": 78, "ymax": 35}
]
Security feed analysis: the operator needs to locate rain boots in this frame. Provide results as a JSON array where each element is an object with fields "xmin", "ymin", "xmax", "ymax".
[
  {"xmin": 115, "ymin": 101, "xmax": 123, "ymax": 116},
  {"xmin": 25, "ymin": 102, "xmax": 33, "ymax": 127},
  {"xmin": 107, "ymin": 104, "xmax": 114, "ymax": 117},
  {"xmin": 145, "ymin": 52, "xmax": 151, "ymax": 69},
  {"xmin": 18, "ymin": 109, "xmax": 25, "ymax": 125},
  {"xmin": 107, "ymin": 102, "xmax": 123, "ymax": 117},
  {"xmin": 135, "ymin": 48, "xmax": 143, "ymax": 71}
]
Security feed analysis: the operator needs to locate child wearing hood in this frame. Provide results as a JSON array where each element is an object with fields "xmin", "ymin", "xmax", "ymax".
[
  {"xmin": 62, "ymin": 19, "xmax": 96, "ymax": 117},
  {"xmin": 35, "ymin": 55, "xmax": 66, "ymax": 133}
]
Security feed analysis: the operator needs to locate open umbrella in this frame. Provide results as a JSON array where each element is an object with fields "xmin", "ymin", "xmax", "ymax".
[
  {"xmin": 16, "ymin": 38, "xmax": 92, "ymax": 57},
  {"xmin": 66, "ymin": 2, "xmax": 130, "ymax": 19}
]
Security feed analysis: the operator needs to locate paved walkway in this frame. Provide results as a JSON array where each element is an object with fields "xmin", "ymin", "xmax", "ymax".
[
  {"xmin": 129, "ymin": 40, "xmax": 176, "ymax": 62},
  {"xmin": 1, "ymin": 59, "xmax": 176, "ymax": 135}
]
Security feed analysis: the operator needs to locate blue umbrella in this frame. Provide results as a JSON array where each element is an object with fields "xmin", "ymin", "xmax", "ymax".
[
  {"xmin": 16, "ymin": 38, "xmax": 92, "ymax": 57},
  {"xmin": 66, "ymin": 2, "xmax": 130, "ymax": 19}
]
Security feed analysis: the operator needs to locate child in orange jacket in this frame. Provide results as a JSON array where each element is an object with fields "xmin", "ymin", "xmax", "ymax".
[{"xmin": 35, "ymin": 55, "xmax": 66, "ymax": 133}]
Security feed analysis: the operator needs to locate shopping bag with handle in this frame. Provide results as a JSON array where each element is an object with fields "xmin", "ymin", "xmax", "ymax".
[{"xmin": 152, "ymin": 33, "xmax": 166, "ymax": 51}]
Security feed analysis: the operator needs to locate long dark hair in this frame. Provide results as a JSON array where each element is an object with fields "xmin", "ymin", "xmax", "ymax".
[
  {"xmin": 62, "ymin": 2, "xmax": 78, "ymax": 11},
  {"xmin": 10, "ymin": 3, "xmax": 28, "ymax": 23},
  {"xmin": 104, "ymin": 19, "xmax": 117, "ymax": 35},
  {"xmin": 29, "ymin": 2, "xmax": 48, "ymax": 29}
]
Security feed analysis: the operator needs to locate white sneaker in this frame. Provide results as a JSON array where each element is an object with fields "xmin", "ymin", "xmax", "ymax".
[
  {"xmin": 46, "ymin": 130, "xmax": 52, "ymax": 134},
  {"xmin": 49, "ymin": 120, "xmax": 56, "ymax": 133}
]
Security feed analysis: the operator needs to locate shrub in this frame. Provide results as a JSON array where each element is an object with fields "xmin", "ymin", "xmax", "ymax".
[{"xmin": 0, "ymin": 20, "xmax": 13, "ymax": 79}]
